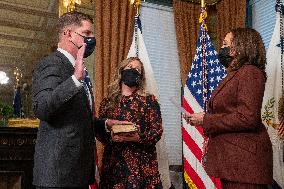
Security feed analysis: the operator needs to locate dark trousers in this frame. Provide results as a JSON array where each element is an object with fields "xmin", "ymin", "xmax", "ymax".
[
  {"xmin": 36, "ymin": 186, "xmax": 89, "ymax": 189},
  {"xmin": 221, "ymin": 179, "xmax": 268, "ymax": 189}
]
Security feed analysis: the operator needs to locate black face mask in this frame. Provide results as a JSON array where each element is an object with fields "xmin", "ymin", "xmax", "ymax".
[
  {"xmin": 73, "ymin": 32, "xmax": 96, "ymax": 58},
  {"xmin": 219, "ymin": 47, "xmax": 233, "ymax": 68},
  {"xmin": 121, "ymin": 69, "xmax": 142, "ymax": 88}
]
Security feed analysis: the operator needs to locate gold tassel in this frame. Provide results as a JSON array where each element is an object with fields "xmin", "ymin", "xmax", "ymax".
[{"xmin": 184, "ymin": 172, "xmax": 198, "ymax": 189}]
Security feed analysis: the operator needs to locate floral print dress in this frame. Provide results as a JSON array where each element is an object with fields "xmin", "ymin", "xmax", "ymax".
[{"xmin": 97, "ymin": 92, "xmax": 163, "ymax": 189}]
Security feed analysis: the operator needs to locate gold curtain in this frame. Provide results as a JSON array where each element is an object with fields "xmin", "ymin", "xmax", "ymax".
[
  {"xmin": 216, "ymin": 0, "xmax": 246, "ymax": 48},
  {"xmin": 94, "ymin": 0, "xmax": 135, "ymax": 169},
  {"xmin": 173, "ymin": 0, "xmax": 200, "ymax": 85},
  {"xmin": 94, "ymin": 0, "xmax": 135, "ymax": 112}
]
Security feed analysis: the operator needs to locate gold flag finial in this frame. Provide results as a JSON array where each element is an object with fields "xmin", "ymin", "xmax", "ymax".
[
  {"xmin": 130, "ymin": 0, "xmax": 141, "ymax": 16},
  {"xmin": 201, "ymin": 0, "xmax": 205, "ymax": 8},
  {"xmin": 199, "ymin": 0, "xmax": 207, "ymax": 31}
]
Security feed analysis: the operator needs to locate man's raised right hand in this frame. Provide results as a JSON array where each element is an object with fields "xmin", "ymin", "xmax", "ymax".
[{"xmin": 74, "ymin": 43, "xmax": 86, "ymax": 81}]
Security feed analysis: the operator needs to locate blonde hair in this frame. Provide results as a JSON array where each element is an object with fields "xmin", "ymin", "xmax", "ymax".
[{"xmin": 106, "ymin": 57, "xmax": 147, "ymax": 108}]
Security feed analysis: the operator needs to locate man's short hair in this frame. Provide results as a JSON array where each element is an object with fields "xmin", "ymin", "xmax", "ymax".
[{"xmin": 58, "ymin": 11, "xmax": 93, "ymax": 34}]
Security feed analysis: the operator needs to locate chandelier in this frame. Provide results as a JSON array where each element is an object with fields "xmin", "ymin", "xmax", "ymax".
[
  {"xmin": 59, "ymin": 0, "xmax": 82, "ymax": 16},
  {"xmin": 63, "ymin": 0, "xmax": 81, "ymax": 12},
  {"xmin": 13, "ymin": 67, "xmax": 22, "ymax": 88}
]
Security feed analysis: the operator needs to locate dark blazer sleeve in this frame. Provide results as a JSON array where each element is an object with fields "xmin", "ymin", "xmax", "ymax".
[
  {"xmin": 96, "ymin": 98, "xmax": 111, "ymax": 144},
  {"xmin": 32, "ymin": 57, "xmax": 81, "ymax": 122},
  {"xmin": 138, "ymin": 95, "xmax": 163, "ymax": 145},
  {"xmin": 94, "ymin": 118, "xmax": 107, "ymax": 137},
  {"xmin": 203, "ymin": 66, "xmax": 265, "ymax": 135}
]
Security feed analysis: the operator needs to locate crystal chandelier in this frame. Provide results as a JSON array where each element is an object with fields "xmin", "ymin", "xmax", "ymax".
[
  {"xmin": 59, "ymin": 0, "xmax": 82, "ymax": 16},
  {"xmin": 63, "ymin": 0, "xmax": 81, "ymax": 12},
  {"xmin": 13, "ymin": 67, "xmax": 22, "ymax": 88}
]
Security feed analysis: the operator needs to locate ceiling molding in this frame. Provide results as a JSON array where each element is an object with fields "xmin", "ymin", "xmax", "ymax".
[
  {"xmin": 0, "ymin": 53, "xmax": 25, "ymax": 59},
  {"xmin": 0, "ymin": 2, "xmax": 58, "ymax": 19},
  {"xmin": 0, "ymin": 52, "xmax": 23, "ymax": 58},
  {"xmin": 0, "ymin": 52, "xmax": 44, "ymax": 61},
  {"xmin": 0, "ymin": 20, "xmax": 47, "ymax": 32},
  {"xmin": 0, "ymin": 45, "xmax": 27, "ymax": 52},
  {"xmin": 0, "ymin": 61, "xmax": 23, "ymax": 68},
  {"xmin": 0, "ymin": 33, "xmax": 51, "ymax": 45}
]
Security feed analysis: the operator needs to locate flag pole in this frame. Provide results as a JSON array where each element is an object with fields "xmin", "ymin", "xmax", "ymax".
[
  {"xmin": 277, "ymin": 0, "xmax": 284, "ymax": 124},
  {"xmin": 130, "ymin": 0, "xmax": 141, "ymax": 16},
  {"xmin": 130, "ymin": 0, "xmax": 141, "ymax": 56},
  {"xmin": 200, "ymin": 0, "xmax": 209, "ymax": 111}
]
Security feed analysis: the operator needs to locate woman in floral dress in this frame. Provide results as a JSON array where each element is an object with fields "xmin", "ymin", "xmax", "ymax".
[{"xmin": 97, "ymin": 57, "xmax": 163, "ymax": 189}]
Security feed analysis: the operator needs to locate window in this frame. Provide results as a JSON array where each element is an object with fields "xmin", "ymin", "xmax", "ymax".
[
  {"xmin": 140, "ymin": 2, "xmax": 182, "ymax": 165},
  {"xmin": 249, "ymin": 0, "xmax": 279, "ymax": 49}
]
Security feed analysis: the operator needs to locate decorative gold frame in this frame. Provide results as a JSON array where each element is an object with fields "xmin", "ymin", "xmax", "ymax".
[
  {"xmin": 59, "ymin": 0, "xmax": 82, "ymax": 17},
  {"xmin": 8, "ymin": 118, "xmax": 39, "ymax": 128}
]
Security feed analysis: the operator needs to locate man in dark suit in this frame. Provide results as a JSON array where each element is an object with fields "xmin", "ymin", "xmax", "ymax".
[{"xmin": 32, "ymin": 11, "xmax": 125, "ymax": 189}]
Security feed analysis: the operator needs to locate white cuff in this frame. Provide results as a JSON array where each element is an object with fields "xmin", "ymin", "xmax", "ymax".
[
  {"xmin": 105, "ymin": 119, "xmax": 110, "ymax": 132},
  {"xmin": 71, "ymin": 75, "xmax": 83, "ymax": 87}
]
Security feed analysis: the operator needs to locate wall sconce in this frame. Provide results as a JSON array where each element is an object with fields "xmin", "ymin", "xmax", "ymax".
[
  {"xmin": 13, "ymin": 67, "xmax": 22, "ymax": 88},
  {"xmin": 59, "ymin": 0, "xmax": 94, "ymax": 17},
  {"xmin": 0, "ymin": 71, "xmax": 9, "ymax": 85}
]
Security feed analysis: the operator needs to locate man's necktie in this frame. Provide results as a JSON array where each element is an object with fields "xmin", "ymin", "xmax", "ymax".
[
  {"xmin": 83, "ymin": 68, "xmax": 93, "ymax": 109},
  {"xmin": 84, "ymin": 68, "xmax": 93, "ymax": 91}
]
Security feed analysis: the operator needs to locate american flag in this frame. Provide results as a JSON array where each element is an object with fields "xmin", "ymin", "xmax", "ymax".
[
  {"xmin": 261, "ymin": 1, "xmax": 284, "ymax": 187},
  {"xmin": 182, "ymin": 15, "xmax": 226, "ymax": 188}
]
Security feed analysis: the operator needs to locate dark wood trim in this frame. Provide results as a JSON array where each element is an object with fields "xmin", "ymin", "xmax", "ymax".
[{"xmin": 0, "ymin": 127, "xmax": 37, "ymax": 189}]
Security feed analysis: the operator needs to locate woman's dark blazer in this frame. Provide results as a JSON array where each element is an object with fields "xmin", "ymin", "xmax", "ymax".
[{"xmin": 203, "ymin": 64, "xmax": 273, "ymax": 184}]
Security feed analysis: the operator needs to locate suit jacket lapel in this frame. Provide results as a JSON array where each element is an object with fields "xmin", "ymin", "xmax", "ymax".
[
  {"xmin": 210, "ymin": 70, "xmax": 239, "ymax": 102},
  {"xmin": 85, "ymin": 80, "xmax": 95, "ymax": 115},
  {"xmin": 55, "ymin": 51, "xmax": 94, "ymax": 114},
  {"xmin": 84, "ymin": 71, "xmax": 95, "ymax": 115},
  {"xmin": 90, "ymin": 88, "xmax": 95, "ymax": 116},
  {"xmin": 55, "ymin": 50, "xmax": 74, "ymax": 72}
]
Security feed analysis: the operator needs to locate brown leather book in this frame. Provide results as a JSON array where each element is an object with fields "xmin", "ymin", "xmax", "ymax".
[{"xmin": 112, "ymin": 124, "xmax": 137, "ymax": 134}]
